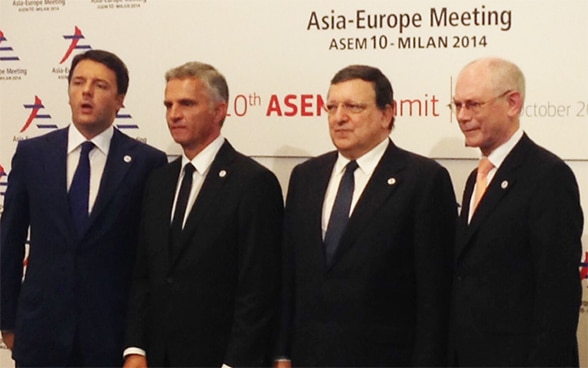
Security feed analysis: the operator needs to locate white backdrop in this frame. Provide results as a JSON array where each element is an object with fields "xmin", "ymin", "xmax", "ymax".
[
  {"xmin": 1, "ymin": 0, "xmax": 587, "ymax": 160},
  {"xmin": 0, "ymin": 0, "xmax": 587, "ymax": 365}
]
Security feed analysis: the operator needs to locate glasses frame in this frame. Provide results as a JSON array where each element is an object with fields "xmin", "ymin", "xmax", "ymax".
[{"xmin": 450, "ymin": 90, "xmax": 512, "ymax": 115}]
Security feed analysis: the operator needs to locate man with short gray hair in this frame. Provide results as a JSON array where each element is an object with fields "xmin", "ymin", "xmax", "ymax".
[{"xmin": 124, "ymin": 62, "xmax": 283, "ymax": 367}]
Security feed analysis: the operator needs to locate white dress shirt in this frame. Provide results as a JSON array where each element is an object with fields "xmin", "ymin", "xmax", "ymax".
[
  {"xmin": 468, "ymin": 128, "xmax": 523, "ymax": 223},
  {"xmin": 321, "ymin": 138, "xmax": 389, "ymax": 240},
  {"xmin": 67, "ymin": 124, "xmax": 113, "ymax": 214},
  {"xmin": 170, "ymin": 135, "xmax": 225, "ymax": 227}
]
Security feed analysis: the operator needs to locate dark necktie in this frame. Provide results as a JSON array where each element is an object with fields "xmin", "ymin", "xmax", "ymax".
[
  {"xmin": 324, "ymin": 160, "xmax": 358, "ymax": 267},
  {"xmin": 170, "ymin": 163, "xmax": 195, "ymax": 258},
  {"xmin": 69, "ymin": 141, "xmax": 94, "ymax": 235}
]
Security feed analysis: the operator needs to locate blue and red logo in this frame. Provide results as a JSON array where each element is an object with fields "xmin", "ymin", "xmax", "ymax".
[
  {"xmin": 59, "ymin": 26, "xmax": 92, "ymax": 64},
  {"xmin": 0, "ymin": 164, "xmax": 7, "ymax": 198},
  {"xmin": 0, "ymin": 30, "xmax": 20, "ymax": 61},
  {"xmin": 581, "ymin": 252, "xmax": 588, "ymax": 281},
  {"xmin": 20, "ymin": 96, "xmax": 58, "ymax": 132},
  {"xmin": 115, "ymin": 106, "xmax": 138, "ymax": 130}
]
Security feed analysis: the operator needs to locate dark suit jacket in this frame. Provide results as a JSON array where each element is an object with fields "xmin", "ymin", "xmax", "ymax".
[
  {"xmin": 0, "ymin": 127, "xmax": 167, "ymax": 366},
  {"xmin": 450, "ymin": 134, "xmax": 583, "ymax": 367},
  {"xmin": 277, "ymin": 140, "xmax": 457, "ymax": 367},
  {"xmin": 125, "ymin": 140, "xmax": 283, "ymax": 367}
]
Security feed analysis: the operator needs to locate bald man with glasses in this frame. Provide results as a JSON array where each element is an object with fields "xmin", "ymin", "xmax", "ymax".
[{"xmin": 449, "ymin": 57, "xmax": 583, "ymax": 367}]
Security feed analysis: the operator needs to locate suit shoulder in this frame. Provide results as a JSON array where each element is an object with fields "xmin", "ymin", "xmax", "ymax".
[
  {"xmin": 292, "ymin": 151, "xmax": 337, "ymax": 173},
  {"xmin": 135, "ymin": 140, "xmax": 166, "ymax": 157},
  {"xmin": 17, "ymin": 128, "xmax": 66, "ymax": 149},
  {"xmin": 521, "ymin": 137, "xmax": 572, "ymax": 176},
  {"xmin": 115, "ymin": 129, "xmax": 166, "ymax": 158},
  {"xmin": 526, "ymin": 139, "xmax": 564, "ymax": 164},
  {"xmin": 231, "ymin": 151, "xmax": 278, "ymax": 179},
  {"xmin": 396, "ymin": 146, "xmax": 448, "ymax": 173}
]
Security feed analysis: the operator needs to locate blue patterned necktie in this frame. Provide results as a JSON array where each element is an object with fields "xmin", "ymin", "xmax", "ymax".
[
  {"xmin": 69, "ymin": 141, "xmax": 94, "ymax": 235},
  {"xmin": 324, "ymin": 160, "xmax": 358, "ymax": 267}
]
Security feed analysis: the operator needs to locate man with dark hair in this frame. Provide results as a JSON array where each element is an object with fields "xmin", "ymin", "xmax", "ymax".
[
  {"xmin": 124, "ymin": 61, "xmax": 283, "ymax": 367},
  {"xmin": 68, "ymin": 49, "xmax": 130, "ymax": 95},
  {"xmin": 0, "ymin": 49, "xmax": 167, "ymax": 367},
  {"xmin": 275, "ymin": 65, "xmax": 456, "ymax": 367}
]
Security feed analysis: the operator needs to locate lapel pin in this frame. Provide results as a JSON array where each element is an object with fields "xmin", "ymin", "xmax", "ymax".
[
  {"xmin": 123, "ymin": 155, "xmax": 132, "ymax": 163},
  {"xmin": 501, "ymin": 180, "xmax": 508, "ymax": 189},
  {"xmin": 219, "ymin": 170, "xmax": 227, "ymax": 178},
  {"xmin": 387, "ymin": 177, "xmax": 396, "ymax": 185}
]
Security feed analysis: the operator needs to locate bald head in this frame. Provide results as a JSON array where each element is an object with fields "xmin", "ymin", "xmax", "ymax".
[
  {"xmin": 453, "ymin": 57, "xmax": 526, "ymax": 156},
  {"xmin": 458, "ymin": 57, "xmax": 526, "ymax": 105}
]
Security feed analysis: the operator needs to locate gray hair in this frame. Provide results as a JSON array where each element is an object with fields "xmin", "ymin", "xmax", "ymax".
[{"xmin": 165, "ymin": 61, "xmax": 229, "ymax": 104}]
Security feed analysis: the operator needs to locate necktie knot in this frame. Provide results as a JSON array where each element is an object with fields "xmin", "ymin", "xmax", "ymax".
[
  {"xmin": 345, "ymin": 160, "xmax": 359, "ymax": 175},
  {"xmin": 477, "ymin": 157, "xmax": 493, "ymax": 178},
  {"xmin": 80, "ymin": 141, "xmax": 95, "ymax": 157},
  {"xmin": 183, "ymin": 163, "xmax": 195, "ymax": 176}
]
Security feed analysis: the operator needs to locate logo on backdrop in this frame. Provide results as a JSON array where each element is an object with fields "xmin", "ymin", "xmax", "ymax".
[
  {"xmin": 0, "ymin": 164, "xmax": 7, "ymax": 204},
  {"xmin": 60, "ymin": 26, "xmax": 91, "ymax": 65},
  {"xmin": 0, "ymin": 30, "xmax": 28, "ymax": 81},
  {"xmin": 15, "ymin": 96, "xmax": 59, "ymax": 139},
  {"xmin": 115, "ymin": 105, "xmax": 150, "ymax": 143},
  {"xmin": 581, "ymin": 252, "xmax": 588, "ymax": 282},
  {"xmin": 0, "ymin": 30, "xmax": 20, "ymax": 61},
  {"xmin": 115, "ymin": 106, "xmax": 139, "ymax": 131},
  {"xmin": 52, "ymin": 26, "xmax": 92, "ymax": 80}
]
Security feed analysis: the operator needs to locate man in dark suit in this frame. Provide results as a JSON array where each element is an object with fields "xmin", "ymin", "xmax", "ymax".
[
  {"xmin": 0, "ymin": 50, "xmax": 167, "ymax": 367},
  {"xmin": 123, "ymin": 62, "xmax": 283, "ymax": 368},
  {"xmin": 449, "ymin": 57, "xmax": 584, "ymax": 367},
  {"xmin": 275, "ymin": 65, "xmax": 457, "ymax": 367}
]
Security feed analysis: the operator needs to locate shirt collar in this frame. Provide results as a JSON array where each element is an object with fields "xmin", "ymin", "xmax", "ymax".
[
  {"xmin": 334, "ymin": 137, "xmax": 390, "ymax": 175},
  {"xmin": 181, "ymin": 135, "xmax": 225, "ymax": 174},
  {"xmin": 486, "ymin": 128, "xmax": 523, "ymax": 169},
  {"xmin": 67, "ymin": 124, "xmax": 114, "ymax": 155}
]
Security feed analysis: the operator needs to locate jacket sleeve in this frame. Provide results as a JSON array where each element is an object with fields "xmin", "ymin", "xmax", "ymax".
[{"xmin": 1, "ymin": 143, "xmax": 31, "ymax": 331}]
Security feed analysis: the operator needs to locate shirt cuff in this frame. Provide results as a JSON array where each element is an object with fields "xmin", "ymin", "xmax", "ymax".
[{"xmin": 123, "ymin": 347, "xmax": 146, "ymax": 358}]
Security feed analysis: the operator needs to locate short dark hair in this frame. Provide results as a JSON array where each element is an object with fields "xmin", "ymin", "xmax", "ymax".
[
  {"xmin": 68, "ymin": 49, "xmax": 129, "ymax": 95},
  {"xmin": 330, "ymin": 65, "xmax": 394, "ymax": 110}
]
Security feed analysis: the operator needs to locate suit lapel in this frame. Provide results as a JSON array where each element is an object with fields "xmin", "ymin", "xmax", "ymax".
[
  {"xmin": 455, "ymin": 170, "xmax": 476, "ymax": 258},
  {"xmin": 307, "ymin": 153, "xmax": 337, "ymax": 270},
  {"xmin": 156, "ymin": 159, "xmax": 182, "ymax": 269},
  {"xmin": 456, "ymin": 135, "xmax": 531, "ymax": 260},
  {"xmin": 87, "ymin": 129, "xmax": 136, "ymax": 231},
  {"xmin": 327, "ymin": 141, "xmax": 404, "ymax": 271},
  {"xmin": 41, "ymin": 128, "xmax": 73, "ymax": 239}
]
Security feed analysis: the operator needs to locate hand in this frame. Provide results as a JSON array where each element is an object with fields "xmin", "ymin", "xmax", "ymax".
[
  {"xmin": 1, "ymin": 331, "xmax": 14, "ymax": 350},
  {"xmin": 273, "ymin": 360, "xmax": 292, "ymax": 368},
  {"xmin": 123, "ymin": 354, "xmax": 148, "ymax": 368}
]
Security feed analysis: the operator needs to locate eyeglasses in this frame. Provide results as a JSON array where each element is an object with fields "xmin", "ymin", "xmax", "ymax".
[
  {"xmin": 449, "ymin": 90, "xmax": 512, "ymax": 114},
  {"xmin": 326, "ymin": 102, "xmax": 371, "ymax": 115}
]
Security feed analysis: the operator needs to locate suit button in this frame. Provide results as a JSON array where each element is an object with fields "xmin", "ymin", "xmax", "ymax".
[
  {"xmin": 456, "ymin": 275, "xmax": 463, "ymax": 281},
  {"xmin": 166, "ymin": 277, "xmax": 173, "ymax": 284}
]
